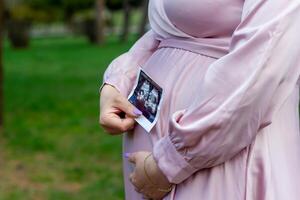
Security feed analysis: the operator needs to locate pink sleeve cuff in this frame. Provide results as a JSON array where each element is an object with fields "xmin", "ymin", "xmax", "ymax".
[{"xmin": 152, "ymin": 136, "xmax": 197, "ymax": 184}]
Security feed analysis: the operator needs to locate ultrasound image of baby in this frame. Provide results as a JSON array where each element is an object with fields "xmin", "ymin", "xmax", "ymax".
[{"xmin": 128, "ymin": 70, "xmax": 163, "ymax": 132}]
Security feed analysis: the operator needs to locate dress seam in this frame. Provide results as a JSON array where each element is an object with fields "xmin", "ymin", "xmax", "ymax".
[{"xmin": 157, "ymin": 46, "xmax": 219, "ymax": 59}]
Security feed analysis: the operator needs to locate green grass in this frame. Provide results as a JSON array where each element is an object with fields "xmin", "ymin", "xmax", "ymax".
[{"xmin": 1, "ymin": 36, "xmax": 136, "ymax": 200}]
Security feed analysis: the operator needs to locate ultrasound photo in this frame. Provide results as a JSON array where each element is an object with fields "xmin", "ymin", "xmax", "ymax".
[{"xmin": 128, "ymin": 69, "xmax": 163, "ymax": 132}]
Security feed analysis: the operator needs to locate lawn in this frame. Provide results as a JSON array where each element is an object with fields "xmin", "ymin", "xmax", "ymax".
[{"xmin": 1, "ymin": 36, "xmax": 136, "ymax": 200}]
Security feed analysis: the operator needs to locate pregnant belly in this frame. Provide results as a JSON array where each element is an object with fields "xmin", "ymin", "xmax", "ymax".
[
  {"xmin": 122, "ymin": 47, "xmax": 217, "ymax": 191},
  {"xmin": 142, "ymin": 47, "xmax": 216, "ymax": 118},
  {"xmin": 125, "ymin": 47, "xmax": 217, "ymax": 147}
]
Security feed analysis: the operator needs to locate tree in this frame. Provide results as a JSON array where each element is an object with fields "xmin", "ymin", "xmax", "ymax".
[
  {"xmin": 106, "ymin": 0, "xmax": 142, "ymax": 11},
  {"xmin": 0, "ymin": 0, "xmax": 4, "ymax": 127},
  {"xmin": 121, "ymin": 0, "xmax": 131, "ymax": 41},
  {"xmin": 138, "ymin": 0, "xmax": 148, "ymax": 37},
  {"xmin": 95, "ymin": 0, "xmax": 105, "ymax": 44},
  {"xmin": 60, "ymin": 0, "xmax": 94, "ymax": 22}
]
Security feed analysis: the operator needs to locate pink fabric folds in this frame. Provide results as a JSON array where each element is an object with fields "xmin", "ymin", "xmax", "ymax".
[
  {"xmin": 153, "ymin": 1, "xmax": 300, "ymax": 184},
  {"xmin": 102, "ymin": 0, "xmax": 300, "ymax": 199}
]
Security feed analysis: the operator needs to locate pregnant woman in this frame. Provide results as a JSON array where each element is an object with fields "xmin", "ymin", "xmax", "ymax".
[{"xmin": 100, "ymin": 0, "xmax": 300, "ymax": 199}]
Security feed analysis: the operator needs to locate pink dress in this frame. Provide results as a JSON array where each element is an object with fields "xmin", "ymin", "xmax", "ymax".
[{"xmin": 102, "ymin": 0, "xmax": 300, "ymax": 199}]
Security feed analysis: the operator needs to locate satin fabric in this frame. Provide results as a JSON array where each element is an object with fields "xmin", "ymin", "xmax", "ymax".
[{"xmin": 102, "ymin": 0, "xmax": 300, "ymax": 199}]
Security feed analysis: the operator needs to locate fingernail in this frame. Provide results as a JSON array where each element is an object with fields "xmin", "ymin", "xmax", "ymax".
[
  {"xmin": 124, "ymin": 153, "xmax": 131, "ymax": 158},
  {"xmin": 133, "ymin": 108, "xmax": 142, "ymax": 116}
]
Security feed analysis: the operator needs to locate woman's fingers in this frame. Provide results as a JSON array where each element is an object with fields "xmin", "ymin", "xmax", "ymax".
[
  {"xmin": 114, "ymin": 95, "xmax": 142, "ymax": 118},
  {"xmin": 130, "ymin": 173, "xmax": 140, "ymax": 189},
  {"xmin": 99, "ymin": 84, "xmax": 142, "ymax": 133},
  {"xmin": 126, "ymin": 151, "xmax": 172, "ymax": 200},
  {"xmin": 130, "ymin": 172, "xmax": 149, "ymax": 197},
  {"xmin": 142, "ymin": 193, "xmax": 151, "ymax": 200},
  {"xmin": 128, "ymin": 152, "xmax": 136, "ymax": 164},
  {"xmin": 100, "ymin": 113, "xmax": 135, "ymax": 134}
]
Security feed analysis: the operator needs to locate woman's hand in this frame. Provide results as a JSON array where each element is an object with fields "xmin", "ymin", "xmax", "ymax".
[
  {"xmin": 99, "ymin": 84, "xmax": 142, "ymax": 135},
  {"xmin": 128, "ymin": 151, "xmax": 173, "ymax": 200}
]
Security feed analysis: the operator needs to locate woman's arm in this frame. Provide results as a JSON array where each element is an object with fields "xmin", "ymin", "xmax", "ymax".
[
  {"xmin": 99, "ymin": 30, "xmax": 161, "ymax": 134},
  {"xmin": 152, "ymin": 0, "xmax": 300, "ymax": 184},
  {"xmin": 101, "ymin": 30, "xmax": 160, "ymax": 97}
]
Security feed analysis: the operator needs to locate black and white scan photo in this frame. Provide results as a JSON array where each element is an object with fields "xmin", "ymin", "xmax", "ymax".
[{"xmin": 128, "ymin": 69, "xmax": 163, "ymax": 132}]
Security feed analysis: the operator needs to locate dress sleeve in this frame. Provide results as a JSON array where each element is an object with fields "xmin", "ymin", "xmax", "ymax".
[
  {"xmin": 153, "ymin": 0, "xmax": 300, "ymax": 184},
  {"xmin": 100, "ymin": 30, "xmax": 160, "ymax": 97}
]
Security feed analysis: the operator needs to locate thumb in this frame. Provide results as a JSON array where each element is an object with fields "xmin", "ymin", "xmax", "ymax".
[
  {"xmin": 116, "ymin": 97, "xmax": 142, "ymax": 118},
  {"xmin": 126, "ymin": 152, "xmax": 136, "ymax": 164}
]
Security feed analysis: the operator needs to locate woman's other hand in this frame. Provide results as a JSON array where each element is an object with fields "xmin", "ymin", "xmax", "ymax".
[
  {"xmin": 99, "ymin": 84, "xmax": 142, "ymax": 135},
  {"xmin": 128, "ymin": 151, "xmax": 173, "ymax": 200}
]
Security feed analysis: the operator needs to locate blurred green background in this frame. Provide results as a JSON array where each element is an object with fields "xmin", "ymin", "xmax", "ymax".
[{"xmin": 0, "ymin": 0, "xmax": 148, "ymax": 199}]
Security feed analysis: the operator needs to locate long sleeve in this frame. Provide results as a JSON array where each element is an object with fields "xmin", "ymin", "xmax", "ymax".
[
  {"xmin": 101, "ymin": 30, "xmax": 160, "ymax": 97},
  {"xmin": 153, "ymin": 0, "xmax": 300, "ymax": 184}
]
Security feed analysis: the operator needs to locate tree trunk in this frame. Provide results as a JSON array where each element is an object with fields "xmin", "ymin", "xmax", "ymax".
[
  {"xmin": 0, "ymin": 0, "xmax": 4, "ymax": 127},
  {"xmin": 95, "ymin": 0, "xmax": 105, "ymax": 44},
  {"xmin": 138, "ymin": 0, "xmax": 149, "ymax": 37},
  {"xmin": 121, "ymin": 0, "xmax": 131, "ymax": 41}
]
